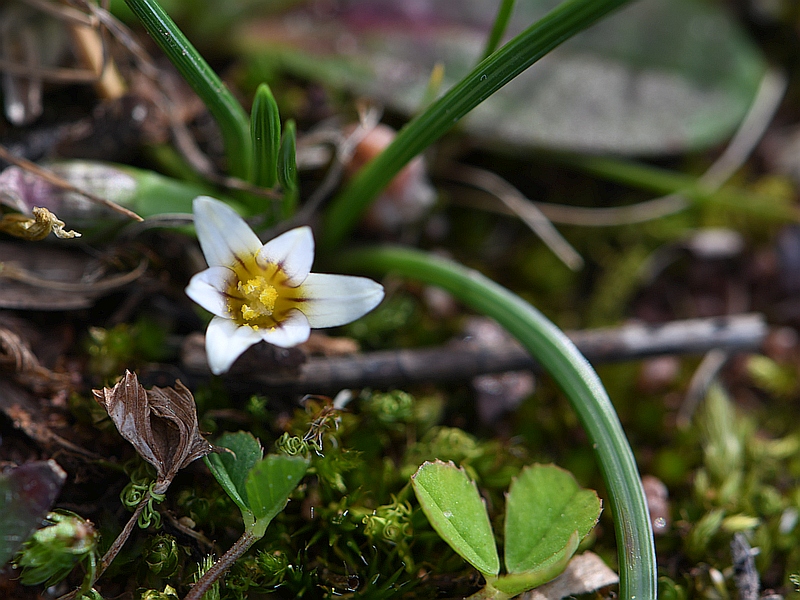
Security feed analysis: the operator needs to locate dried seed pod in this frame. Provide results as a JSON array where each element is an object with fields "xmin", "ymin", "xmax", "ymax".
[{"xmin": 93, "ymin": 371, "xmax": 212, "ymax": 494}]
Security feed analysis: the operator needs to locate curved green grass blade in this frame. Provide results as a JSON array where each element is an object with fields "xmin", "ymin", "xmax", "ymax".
[
  {"xmin": 337, "ymin": 246, "xmax": 656, "ymax": 600},
  {"xmin": 123, "ymin": 0, "xmax": 252, "ymax": 181},
  {"xmin": 321, "ymin": 0, "xmax": 631, "ymax": 249}
]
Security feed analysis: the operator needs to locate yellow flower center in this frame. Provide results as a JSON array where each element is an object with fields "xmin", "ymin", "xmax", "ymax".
[
  {"xmin": 226, "ymin": 253, "xmax": 306, "ymax": 330},
  {"xmin": 238, "ymin": 277, "xmax": 278, "ymax": 320}
]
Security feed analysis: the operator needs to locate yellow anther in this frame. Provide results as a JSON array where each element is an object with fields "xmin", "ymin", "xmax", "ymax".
[
  {"xmin": 259, "ymin": 286, "xmax": 278, "ymax": 310},
  {"xmin": 237, "ymin": 276, "xmax": 279, "ymax": 320}
]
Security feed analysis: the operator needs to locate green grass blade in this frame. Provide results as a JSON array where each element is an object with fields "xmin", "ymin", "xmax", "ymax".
[
  {"xmin": 481, "ymin": 0, "xmax": 517, "ymax": 61},
  {"xmin": 251, "ymin": 83, "xmax": 281, "ymax": 188},
  {"xmin": 552, "ymin": 153, "xmax": 800, "ymax": 222},
  {"xmin": 278, "ymin": 119, "xmax": 299, "ymax": 218},
  {"xmin": 337, "ymin": 246, "xmax": 656, "ymax": 600},
  {"xmin": 320, "ymin": 0, "xmax": 632, "ymax": 249},
  {"xmin": 124, "ymin": 0, "xmax": 252, "ymax": 181}
]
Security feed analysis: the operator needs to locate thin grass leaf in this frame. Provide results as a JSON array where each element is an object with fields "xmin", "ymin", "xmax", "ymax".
[
  {"xmin": 321, "ymin": 0, "xmax": 632, "ymax": 249},
  {"xmin": 480, "ymin": 0, "xmax": 516, "ymax": 62},
  {"xmin": 336, "ymin": 246, "xmax": 656, "ymax": 600},
  {"xmin": 251, "ymin": 83, "xmax": 281, "ymax": 188},
  {"xmin": 123, "ymin": 0, "xmax": 252, "ymax": 181},
  {"xmin": 278, "ymin": 119, "xmax": 298, "ymax": 218}
]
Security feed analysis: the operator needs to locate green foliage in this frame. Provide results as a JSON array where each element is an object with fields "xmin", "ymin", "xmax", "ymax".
[
  {"xmin": 250, "ymin": 83, "xmax": 281, "ymax": 189},
  {"xmin": 278, "ymin": 119, "xmax": 298, "ymax": 218},
  {"xmin": 205, "ymin": 431, "xmax": 264, "ymax": 516},
  {"xmin": 85, "ymin": 318, "xmax": 169, "ymax": 382},
  {"xmin": 144, "ymin": 534, "xmax": 181, "ymax": 578},
  {"xmin": 504, "ymin": 464, "xmax": 601, "ymax": 574},
  {"xmin": 245, "ymin": 455, "xmax": 309, "ymax": 530},
  {"xmin": 747, "ymin": 355, "xmax": 798, "ymax": 399},
  {"xmin": 14, "ymin": 510, "xmax": 99, "ymax": 589},
  {"xmin": 411, "ymin": 461, "xmax": 602, "ymax": 599},
  {"xmin": 205, "ymin": 431, "xmax": 309, "ymax": 540},
  {"xmin": 412, "ymin": 461, "xmax": 500, "ymax": 577},
  {"xmin": 120, "ymin": 462, "xmax": 166, "ymax": 529}
]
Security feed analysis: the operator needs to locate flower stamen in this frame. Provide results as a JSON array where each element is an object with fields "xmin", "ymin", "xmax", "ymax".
[{"xmin": 238, "ymin": 276, "xmax": 279, "ymax": 320}]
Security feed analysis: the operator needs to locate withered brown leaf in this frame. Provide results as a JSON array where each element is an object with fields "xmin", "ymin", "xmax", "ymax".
[{"xmin": 93, "ymin": 371, "xmax": 212, "ymax": 494}]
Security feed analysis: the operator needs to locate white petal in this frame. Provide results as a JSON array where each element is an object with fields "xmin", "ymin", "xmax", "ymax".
[
  {"xmin": 299, "ymin": 273, "xmax": 384, "ymax": 328},
  {"xmin": 193, "ymin": 196, "xmax": 262, "ymax": 267},
  {"xmin": 185, "ymin": 266, "xmax": 234, "ymax": 318},
  {"xmin": 205, "ymin": 316, "xmax": 262, "ymax": 375},
  {"xmin": 257, "ymin": 226, "xmax": 314, "ymax": 286},
  {"xmin": 259, "ymin": 309, "xmax": 311, "ymax": 348}
]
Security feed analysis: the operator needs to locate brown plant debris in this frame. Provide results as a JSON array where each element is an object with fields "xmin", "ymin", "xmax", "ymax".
[
  {"xmin": 92, "ymin": 371, "xmax": 212, "ymax": 495},
  {"xmin": 0, "ymin": 207, "xmax": 80, "ymax": 241},
  {"xmin": 0, "ymin": 326, "xmax": 70, "ymax": 393}
]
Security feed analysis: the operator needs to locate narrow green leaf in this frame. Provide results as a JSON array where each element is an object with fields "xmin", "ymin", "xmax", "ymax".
[
  {"xmin": 480, "ymin": 0, "xmax": 516, "ymax": 61},
  {"xmin": 504, "ymin": 464, "xmax": 600, "ymax": 573},
  {"xmin": 245, "ymin": 454, "xmax": 309, "ymax": 523},
  {"xmin": 492, "ymin": 532, "xmax": 580, "ymax": 596},
  {"xmin": 0, "ymin": 461, "xmax": 66, "ymax": 566},
  {"xmin": 278, "ymin": 119, "xmax": 298, "ymax": 218},
  {"xmin": 553, "ymin": 153, "xmax": 798, "ymax": 222},
  {"xmin": 337, "ymin": 247, "xmax": 656, "ymax": 600},
  {"xmin": 204, "ymin": 431, "xmax": 263, "ymax": 516},
  {"xmin": 250, "ymin": 83, "xmax": 281, "ymax": 188},
  {"xmin": 123, "ymin": 0, "xmax": 252, "ymax": 180},
  {"xmin": 321, "ymin": 0, "xmax": 631, "ymax": 249},
  {"xmin": 412, "ymin": 460, "xmax": 500, "ymax": 577}
]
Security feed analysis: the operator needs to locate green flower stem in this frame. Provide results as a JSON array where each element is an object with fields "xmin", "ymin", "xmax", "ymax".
[
  {"xmin": 320, "ymin": 0, "xmax": 631, "ymax": 250},
  {"xmin": 481, "ymin": 0, "xmax": 517, "ymax": 61},
  {"xmin": 123, "ymin": 0, "xmax": 252, "ymax": 181},
  {"xmin": 337, "ymin": 246, "xmax": 656, "ymax": 600}
]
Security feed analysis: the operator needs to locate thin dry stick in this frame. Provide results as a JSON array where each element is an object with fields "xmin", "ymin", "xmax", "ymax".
[
  {"xmin": 0, "ymin": 145, "xmax": 143, "ymax": 221},
  {"xmin": 456, "ymin": 68, "xmax": 786, "ymax": 228},
  {"xmin": 182, "ymin": 314, "xmax": 767, "ymax": 394},
  {"xmin": 81, "ymin": 0, "xmax": 281, "ymax": 199},
  {"xmin": 22, "ymin": 0, "xmax": 96, "ymax": 26},
  {"xmin": 676, "ymin": 348, "xmax": 730, "ymax": 430},
  {"xmin": 56, "ymin": 495, "xmax": 150, "ymax": 600},
  {"xmin": 700, "ymin": 69, "xmax": 787, "ymax": 189},
  {"xmin": 0, "ymin": 57, "xmax": 101, "ymax": 83},
  {"xmin": 184, "ymin": 529, "xmax": 259, "ymax": 600},
  {"xmin": 450, "ymin": 163, "xmax": 584, "ymax": 270},
  {"xmin": 0, "ymin": 257, "xmax": 148, "ymax": 293},
  {"xmin": 300, "ymin": 105, "xmax": 383, "ymax": 217}
]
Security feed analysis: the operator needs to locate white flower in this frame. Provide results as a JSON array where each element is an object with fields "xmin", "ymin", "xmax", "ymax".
[{"xmin": 186, "ymin": 196, "xmax": 384, "ymax": 375}]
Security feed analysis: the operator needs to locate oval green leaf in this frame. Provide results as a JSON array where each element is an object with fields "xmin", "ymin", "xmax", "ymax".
[
  {"xmin": 493, "ymin": 531, "xmax": 579, "ymax": 596},
  {"xmin": 245, "ymin": 454, "xmax": 309, "ymax": 523},
  {"xmin": 204, "ymin": 431, "xmax": 263, "ymax": 516},
  {"xmin": 504, "ymin": 464, "xmax": 601, "ymax": 574},
  {"xmin": 411, "ymin": 460, "xmax": 499, "ymax": 577}
]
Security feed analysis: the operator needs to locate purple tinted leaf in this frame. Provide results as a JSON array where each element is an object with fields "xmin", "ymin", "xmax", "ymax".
[
  {"xmin": 0, "ymin": 460, "xmax": 66, "ymax": 566},
  {"xmin": 238, "ymin": 0, "xmax": 765, "ymax": 154}
]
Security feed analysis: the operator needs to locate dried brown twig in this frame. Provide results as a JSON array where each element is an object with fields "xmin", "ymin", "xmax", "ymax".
[
  {"xmin": 0, "ymin": 145, "xmax": 143, "ymax": 221},
  {"xmin": 182, "ymin": 314, "xmax": 768, "ymax": 394}
]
